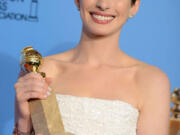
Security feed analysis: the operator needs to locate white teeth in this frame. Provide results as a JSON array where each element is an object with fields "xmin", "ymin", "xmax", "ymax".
[{"xmin": 92, "ymin": 14, "xmax": 114, "ymax": 21}]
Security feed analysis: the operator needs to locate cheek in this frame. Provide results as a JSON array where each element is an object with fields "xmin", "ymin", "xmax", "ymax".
[
  {"xmin": 79, "ymin": 1, "xmax": 93, "ymax": 20},
  {"xmin": 116, "ymin": 1, "xmax": 131, "ymax": 17},
  {"xmin": 80, "ymin": 0, "xmax": 95, "ymax": 10}
]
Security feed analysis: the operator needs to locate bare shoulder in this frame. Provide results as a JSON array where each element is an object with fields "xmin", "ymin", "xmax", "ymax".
[
  {"xmin": 37, "ymin": 55, "xmax": 59, "ymax": 78},
  {"xmin": 136, "ymin": 63, "xmax": 170, "ymax": 86},
  {"xmin": 136, "ymin": 63, "xmax": 170, "ymax": 88},
  {"xmin": 135, "ymin": 62, "xmax": 170, "ymax": 109},
  {"xmin": 38, "ymin": 50, "xmax": 73, "ymax": 78},
  {"xmin": 38, "ymin": 47, "xmax": 77, "ymax": 79}
]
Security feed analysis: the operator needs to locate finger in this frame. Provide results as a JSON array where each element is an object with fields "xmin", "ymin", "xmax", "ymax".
[
  {"xmin": 15, "ymin": 82, "xmax": 48, "ymax": 97},
  {"xmin": 16, "ymin": 89, "xmax": 48, "ymax": 102},
  {"xmin": 19, "ymin": 72, "xmax": 44, "ymax": 83},
  {"xmin": 24, "ymin": 82, "xmax": 48, "ymax": 93},
  {"xmin": 15, "ymin": 79, "xmax": 49, "ymax": 98},
  {"xmin": 24, "ymin": 72, "xmax": 44, "ymax": 81},
  {"xmin": 25, "ymin": 91, "xmax": 48, "ymax": 100}
]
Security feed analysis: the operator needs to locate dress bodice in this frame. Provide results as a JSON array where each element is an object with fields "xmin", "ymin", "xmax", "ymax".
[{"xmin": 56, "ymin": 93, "xmax": 139, "ymax": 135}]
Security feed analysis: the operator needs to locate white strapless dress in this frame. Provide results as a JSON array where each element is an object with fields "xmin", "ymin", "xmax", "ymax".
[{"xmin": 56, "ymin": 94, "xmax": 139, "ymax": 135}]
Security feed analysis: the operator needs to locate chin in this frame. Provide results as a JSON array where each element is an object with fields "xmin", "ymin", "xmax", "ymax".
[
  {"xmin": 83, "ymin": 25, "xmax": 118, "ymax": 37},
  {"xmin": 90, "ymin": 30, "xmax": 112, "ymax": 37}
]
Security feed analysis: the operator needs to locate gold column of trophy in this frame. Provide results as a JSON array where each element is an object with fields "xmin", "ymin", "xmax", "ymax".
[
  {"xmin": 170, "ymin": 88, "xmax": 180, "ymax": 135},
  {"xmin": 20, "ymin": 46, "xmax": 74, "ymax": 135}
]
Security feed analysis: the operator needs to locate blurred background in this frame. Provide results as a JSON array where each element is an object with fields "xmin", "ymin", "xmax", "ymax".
[{"xmin": 0, "ymin": 0, "xmax": 179, "ymax": 134}]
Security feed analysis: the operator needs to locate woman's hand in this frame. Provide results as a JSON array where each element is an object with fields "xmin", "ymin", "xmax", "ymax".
[{"xmin": 14, "ymin": 70, "xmax": 52, "ymax": 131}]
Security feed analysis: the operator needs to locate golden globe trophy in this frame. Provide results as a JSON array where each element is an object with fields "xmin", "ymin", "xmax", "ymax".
[
  {"xmin": 20, "ymin": 46, "xmax": 74, "ymax": 135},
  {"xmin": 170, "ymin": 88, "xmax": 180, "ymax": 135}
]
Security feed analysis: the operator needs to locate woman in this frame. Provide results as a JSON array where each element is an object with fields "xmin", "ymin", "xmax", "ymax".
[{"xmin": 13, "ymin": 0, "xmax": 170, "ymax": 135}]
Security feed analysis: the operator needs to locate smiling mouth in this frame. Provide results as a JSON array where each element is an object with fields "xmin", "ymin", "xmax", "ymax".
[{"xmin": 90, "ymin": 12, "xmax": 116, "ymax": 22}]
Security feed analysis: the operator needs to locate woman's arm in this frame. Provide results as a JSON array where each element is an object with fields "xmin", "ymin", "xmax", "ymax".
[
  {"xmin": 136, "ymin": 67, "xmax": 171, "ymax": 135},
  {"xmin": 13, "ymin": 69, "xmax": 51, "ymax": 135}
]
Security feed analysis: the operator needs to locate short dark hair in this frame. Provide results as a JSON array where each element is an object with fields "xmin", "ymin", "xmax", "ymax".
[{"xmin": 131, "ymin": 0, "xmax": 136, "ymax": 5}]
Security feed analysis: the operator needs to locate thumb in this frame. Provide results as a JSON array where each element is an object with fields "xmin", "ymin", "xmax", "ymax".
[{"xmin": 45, "ymin": 77, "xmax": 52, "ymax": 85}]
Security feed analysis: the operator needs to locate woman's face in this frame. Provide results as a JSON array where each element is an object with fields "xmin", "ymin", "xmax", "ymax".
[{"xmin": 75, "ymin": 0, "xmax": 140, "ymax": 37}]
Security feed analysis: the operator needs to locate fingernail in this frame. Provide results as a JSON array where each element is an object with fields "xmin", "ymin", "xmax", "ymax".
[
  {"xmin": 48, "ymin": 87, "xmax": 52, "ymax": 91},
  {"xmin": 47, "ymin": 91, "xmax": 51, "ymax": 96},
  {"xmin": 44, "ymin": 95, "xmax": 47, "ymax": 98}
]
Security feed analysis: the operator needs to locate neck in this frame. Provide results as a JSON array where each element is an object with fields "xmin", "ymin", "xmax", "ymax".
[{"xmin": 71, "ymin": 28, "xmax": 125, "ymax": 67}]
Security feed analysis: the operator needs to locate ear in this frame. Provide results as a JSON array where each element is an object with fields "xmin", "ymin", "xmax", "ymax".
[
  {"xmin": 129, "ymin": 0, "xmax": 141, "ymax": 17},
  {"xmin": 74, "ymin": 0, "xmax": 80, "ymax": 10}
]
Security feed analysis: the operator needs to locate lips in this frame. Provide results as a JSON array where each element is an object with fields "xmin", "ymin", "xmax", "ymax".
[{"xmin": 89, "ymin": 11, "xmax": 116, "ymax": 24}]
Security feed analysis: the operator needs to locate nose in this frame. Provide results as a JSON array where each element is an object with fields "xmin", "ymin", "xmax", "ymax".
[{"xmin": 96, "ymin": 0, "xmax": 110, "ymax": 11}]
